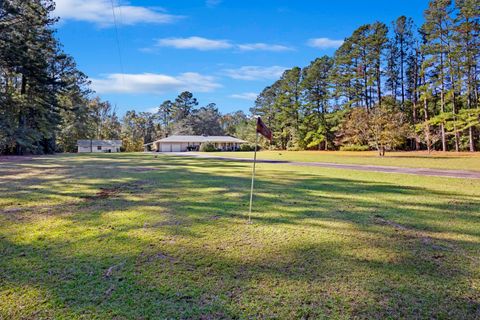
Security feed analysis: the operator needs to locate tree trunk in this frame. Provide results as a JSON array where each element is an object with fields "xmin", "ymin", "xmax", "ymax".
[
  {"xmin": 377, "ymin": 62, "xmax": 382, "ymax": 106},
  {"xmin": 413, "ymin": 53, "xmax": 420, "ymax": 150},
  {"xmin": 400, "ymin": 38, "xmax": 405, "ymax": 108},
  {"xmin": 377, "ymin": 145, "xmax": 385, "ymax": 156},
  {"xmin": 16, "ymin": 74, "xmax": 28, "ymax": 155},
  {"xmin": 469, "ymin": 126, "xmax": 475, "ymax": 152},
  {"xmin": 423, "ymin": 95, "xmax": 431, "ymax": 153},
  {"xmin": 412, "ymin": 100, "xmax": 420, "ymax": 150},
  {"xmin": 364, "ymin": 72, "xmax": 369, "ymax": 110},
  {"xmin": 440, "ymin": 54, "xmax": 446, "ymax": 152},
  {"xmin": 449, "ymin": 57, "xmax": 460, "ymax": 152},
  {"xmin": 466, "ymin": 66, "xmax": 475, "ymax": 152}
]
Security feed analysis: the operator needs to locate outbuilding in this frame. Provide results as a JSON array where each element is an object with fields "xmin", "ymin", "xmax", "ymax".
[
  {"xmin": 77, "ymin": 140, "xmax": 122, "ymax": 153},
  {"xmin": 148, "ymin": 135, "xmax": 246, "ymax": 152}
]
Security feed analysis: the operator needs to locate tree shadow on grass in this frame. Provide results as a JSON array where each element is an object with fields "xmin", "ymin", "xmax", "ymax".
[{"xmin": 1, "ymin": 154, "xmax": 480, "ymax": 318}]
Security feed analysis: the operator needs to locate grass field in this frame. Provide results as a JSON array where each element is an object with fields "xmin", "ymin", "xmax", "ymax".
[
  {"xmin": 205, "ymin": 150, "xmax": 480, "ymax": 171},
  {"xmin": 1, "ymin": 153, "xmax": 479, "ymax": 319}
]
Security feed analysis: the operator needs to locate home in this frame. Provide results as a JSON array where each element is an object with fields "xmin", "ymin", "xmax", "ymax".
[
  {"xmin": 147, "ymin": 135, "xmax": 246, "ymax": 152},
  {"xmin": 77, "ymin": 140, "xmax": 122, "ymax": 153}
]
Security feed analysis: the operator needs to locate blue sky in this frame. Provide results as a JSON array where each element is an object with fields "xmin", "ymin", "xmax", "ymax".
[{"xmin": 54, "ymin": 0, "xmax": 430, "ymax": 116}]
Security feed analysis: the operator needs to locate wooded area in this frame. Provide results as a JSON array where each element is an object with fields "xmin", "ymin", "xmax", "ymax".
[
  {"xmin": 0, "ymin": 0, "xmax": 247, "ymax": 154},
  {"xmin": 0, "ymin": 0, "xmax": 478, "ymax": 155},
  {"xmin": 253, "ymin": 0, "xmax": 480, "ymax": 154}
]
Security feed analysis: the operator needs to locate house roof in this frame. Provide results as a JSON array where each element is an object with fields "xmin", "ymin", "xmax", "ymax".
[
  {"xmin": 152, "ymin": 135, "xmax": 247, "ymax": 144},
  {"xmin": 77, "ymin": 140, "xmax": 122, "ymax": 147}
]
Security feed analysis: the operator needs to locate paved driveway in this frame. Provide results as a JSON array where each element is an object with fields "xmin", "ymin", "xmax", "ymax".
[{"xmin": 156, "ymin": 152, "xmax": 480, "ymax": 180}]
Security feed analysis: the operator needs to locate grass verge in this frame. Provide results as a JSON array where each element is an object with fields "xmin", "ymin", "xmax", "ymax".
[{"xmin": 1, "ymin": 153, "xmax": 479, "ymax": 319}]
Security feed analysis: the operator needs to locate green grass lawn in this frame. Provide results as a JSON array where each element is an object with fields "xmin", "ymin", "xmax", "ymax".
[
  {"xmin": 1, "ymin": 153, "xmax": 479, "ymax": 319},
  {"xmin": 204, "ymin": 150, "xmax": 480, "ymax": 171}
]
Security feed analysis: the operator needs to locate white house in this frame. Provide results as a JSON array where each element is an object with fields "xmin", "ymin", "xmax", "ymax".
[
  {"xmin": 147, "ymin": 135, "xmax": 246, "ymax": 152},
  {"xmin": 77, "ymin": 140, "xmax": 122, "ymax": 153}
]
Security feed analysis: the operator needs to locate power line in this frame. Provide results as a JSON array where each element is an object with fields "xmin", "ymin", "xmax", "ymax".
[{"xmin": 109, "ymin": 0, "xmax": 125, "ymax": 86}]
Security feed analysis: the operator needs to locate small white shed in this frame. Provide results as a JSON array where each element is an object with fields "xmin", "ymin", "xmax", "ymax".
[{"xmin": 77, "ymin": 140, "xmax": 122, "ymax": 153}]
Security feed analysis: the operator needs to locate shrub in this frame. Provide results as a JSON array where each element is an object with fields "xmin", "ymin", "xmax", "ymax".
[
  {"xmin": 286, "ymin": 139, "xmax": 301, "ymax": 151},
  {"xmin": 339, "ymin": 144, "xmax": 370, "ymax": 151},
  {"xmin": 287, "ymin": 146, "xmax": 302, "ymax": 151},
  {"xmin": 240, "ymin": 144, "xmax": 260, "ymax": 151},
  {"xmin": 199, "ymin": 142, "xmax": 217, "ymax": 152},
  {"xmin": 186, "ymin": 145, "xmax": 199, "ymax": 151}
]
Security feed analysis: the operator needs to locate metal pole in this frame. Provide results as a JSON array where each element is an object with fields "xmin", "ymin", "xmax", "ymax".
[{"xmin": 248, "ymin": 131, "xmax": 259, "ymax": 222}]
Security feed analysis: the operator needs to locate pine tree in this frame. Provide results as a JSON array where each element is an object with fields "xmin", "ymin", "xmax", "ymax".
[
  {"xmin": 369, "ymin": 22, "xmax": 389, "ymax": 106},
  {"xmin": 397, "ymin": 17, "xmax": 415, "ymax": 108},
  {"xmin": 301, "ymin": 56, "xmax": 334, "ymax": 149},
  {"xmin": 422, "ymin": 0, "xmax": 454, "ymax": 151},
  {"xmin": 454, "ymin": 0, "xmax": 480, "ymax": 151},
  {"xmin": 277, "ymin": 67, "xmax": 302, "ymax": 149},
  {"xmin": 158, "ymin": 100, "xmax": 173, "ymax": 137},
  {"xmin": 172, "ymin": 91, "xmax": 198, "ymax": 122}
]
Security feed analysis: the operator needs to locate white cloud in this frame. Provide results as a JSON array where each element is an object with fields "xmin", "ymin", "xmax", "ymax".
[
  {"xmin": 151, "ymin": 37, "xmax": 291, "ymax": 52},
  {"xmin": 230, "ymin": 92, "xmax": 258, "ymax": 101},
  {"xmin": 223, "ymin": 66, "xmax": 287, "ymax": 81},
  {"xmin": 237, "ymin": 43, "xmax": 293, "ymax": 52},
  {"xmin": 54, "ymin": 0, "xmax": 182, "ymax": 27},
  {"xmin": 156, "ymin": 36, "xmax": 232, "ymax": 51},
  {"xmin": 91, "ymin": 72, "xmax": 221, "ymax": 94},
  {"xmin": 307, "ymin": 37, "xmax": 344, "ymax": 49}
]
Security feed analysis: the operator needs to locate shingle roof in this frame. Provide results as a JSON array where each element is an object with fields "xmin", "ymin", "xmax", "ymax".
[
  {"xmin": 153, "ymin": 135, "xmax": 246, "ymax": 143},
  {"xmin": 77, "ymin": 140, "xmax": 122, "ymax": 147}
]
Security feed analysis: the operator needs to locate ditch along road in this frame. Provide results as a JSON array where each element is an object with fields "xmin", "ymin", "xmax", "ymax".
[{"xmin": 159, "ymin": 152, "xmax": 480, "ymax": 180}]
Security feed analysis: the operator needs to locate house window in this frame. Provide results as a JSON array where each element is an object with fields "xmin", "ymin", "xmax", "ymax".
[{"xmin": 97, "ymin": 146, "xmax": 102, "ymax": 150}]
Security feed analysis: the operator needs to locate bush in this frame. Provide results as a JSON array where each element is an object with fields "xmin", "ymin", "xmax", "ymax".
[
  {"xmin": 286, "ymin": 140, "xmax": 301, "ymax": 151},
  {"xmin": 287, "ymin": 146, "xmax": 302, "ymax": 151},
  {"xmin": 339, "ymin": 144, "xmax": 370, "ymax": 151},
  {"xmin": 199, "ymin": 142, "xmax": 217, "ymax": 152},
  {"xmin": 239, "ymin": 144, "xmax": 260, "ymax": 151},
  {"xmin": 186, "ymin": 145, "xmax": 199, "ymax": 151}
]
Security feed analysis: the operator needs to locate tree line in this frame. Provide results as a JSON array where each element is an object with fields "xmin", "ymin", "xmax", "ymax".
[
  {"xmin": 1, "ymin": 0, "xmax": 478, "ymax": 155},
  {"xmin": 1, "ymin": 0, "xmax": 90, "ymax": 154},
  {"xmin": 0, "ymin": 0, "xmax": 249, "ymax": 154},
  {"xmin": 120, "ymin": 92, "xmax": 250, "ymax": 152},
  {"xmin": 253, "ymin": 0, "xmax": 479, "ymax": 154}
]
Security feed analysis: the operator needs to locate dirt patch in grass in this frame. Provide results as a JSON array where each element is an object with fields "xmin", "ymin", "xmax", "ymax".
[
  {"xmin": 373, "ymin": 214, "xmax": 456, "ymax": 252},
  {"xmin": 371, "ymin": 214, "xmax": 480, "ymax": 274},
  {"xmin": 104, "ymin": 262, "xmax": 126, "ymax": 278},
  {"xmin": 373, "ymin": 215, "xmax": 408, "ymax": 231},
  {"xmin": 0, "ymin": 203, "xmax": 78, "ymax": 221},
  {"xmin": 85, "ymin": 182, "xmax": 148, "ymax": 200},
  {"xmin": 153, "ymin": 220, "xmax": 183, "ymax": 226},
  {"xmin": 94, "ymin": 187, "xmax": 122, "ymax": 199},
  {"xmin": 139, "ymin": 251, "xmax": 177, "ymax": 264},
  {"xmin": 1, "ymin": 207, "xmax": 24, "ymax": 214}
]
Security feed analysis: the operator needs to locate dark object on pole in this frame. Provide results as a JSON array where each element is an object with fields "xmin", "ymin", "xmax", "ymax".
[
  {"xmin": 249, "ymin": 117, "xmax": 272, "ymax": 222},
  {"xmin": 256, "ymin": 117, "xmax": 272, "ymax": 141},
  {"xmin": 248, "ymin": 131, "xmax": 259, "ymax": 222}
]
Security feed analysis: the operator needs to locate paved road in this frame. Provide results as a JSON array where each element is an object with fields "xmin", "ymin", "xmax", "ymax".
[{"xmin": 159, "ymin": 152, "xmax": 480, "ymax": 179}]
